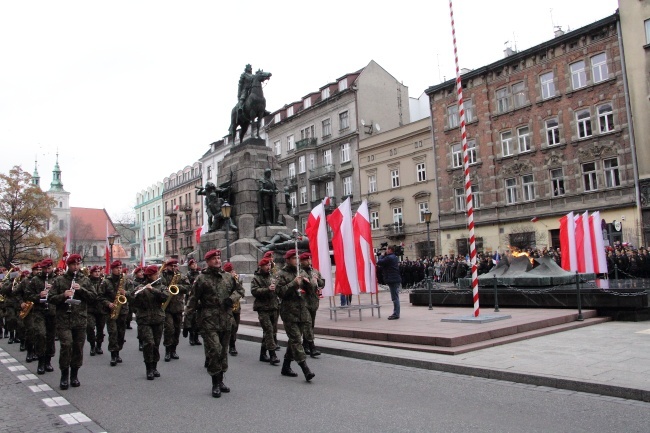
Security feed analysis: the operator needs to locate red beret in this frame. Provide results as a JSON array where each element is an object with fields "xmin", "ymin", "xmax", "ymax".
[
  {"xmin": 32, "ymin": 262, "xmax": 43, "ymax": 270},
  {"xmin": 66, "ymin": 254, "xmax": 82, "ymax": 265},
  {"xmin": 223, "ymin": 262, "xmax": 233, "ymax": 272},
  {"xmin": 284, "ymin": 249, "xmax": 297, "ymax": 259},
  {"xmin": 259, "ymin": 258, "xmax": 271, "ymax": 267},
  {"xmin": 204, "ymin": 249, "xmax": 221, "ymax": 260},
  {"xmin": 165, "ymin": 259, "xmax": 178, "ymax": 266},
  {"xmin": 90, "ymin": 265, "xmax": 102, "ymax": 272},
  {"xmin": 143, "ymin": 265, "xmax": 159, "ymax": 276},
  {"xmin": 188, "ymin": 259, "xmax": 196, "ymax": 266},
  {"xmin": 263, "ymin": 251, "xmax": 274, "ymax": 259},
  {"xmin": 299, "ymin": 252, "xmax": 311, "ymax": 261},
  {"xmin": 21, "ymin": 270, "xmax": 30, "ymax": 277},
  {"xmin": 41, "ymin": 258, "xmax": 54, "ymax": 267},
  {"xmin": 133, "ymin": 266, "xmax": 143, "ymax": 274},
  {"xmin": 110, "ymin": 260, "xmax": 122, "ymax": 269}
]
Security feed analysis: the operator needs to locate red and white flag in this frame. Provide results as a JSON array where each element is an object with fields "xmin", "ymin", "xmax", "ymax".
[
  {"xmin": 580, "ymin": 211, "xmax": 594, "ymax": 273},
  {"xmin": 105, "ymin": 221, "xmax": 111, "ymax": 273},
  {"xmin": 58, "ymin": 224, "xmax": 71, "ymax": 269},
  {"xmin": 560, "ymin": 210, "xmax": 607, "ymax": 274},
  {"xmin": 559, "ymin": 211, "xmax": 578, "ymax": 272},
  {"xmin": 326, "ymin": 197, "xmax": 359, "ymax": 296},
  {"xmin": 305, "ymin": 197, "xmax": 333, "ymax": 297},
  {"xmin": 352, "ymin": 200, "xmax": 377, "ymax": 294},
  {"xmin": 589, "ymin": 211, "xmax": 607, "ymax": 273}
]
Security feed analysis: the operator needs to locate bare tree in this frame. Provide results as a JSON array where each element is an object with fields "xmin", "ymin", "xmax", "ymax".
[
  {"xmin": 69, "ymin": 215, "xmax": 95, "ymax": 262},
  {"xmin": 501, "ymin": 224, "xmax": 548, "ymax": 251}
]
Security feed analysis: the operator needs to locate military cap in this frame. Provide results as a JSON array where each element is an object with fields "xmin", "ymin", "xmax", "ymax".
[
  {"xmin": 110, "ymin": 260, "xmax": 122, "ymax": 269},
  {"xmin": 284, "ymin": 249, "xmax": 297, "ymax": 259},
  {"xmin": 143, "ymin": 265, "xmax": 159, "ymax": 276},
  {"xmin": 299, "ymin": 252, "xmax": 311, "ymax": 261},
  {"xmin": 204, "ymin": 249, "xmax": 221, "ymax": 260},
  {"xmin": 66, "ymin": 254, "xmax": 82, "ymax": 265},
  {"xmin": 223, "ymin": 262, "xmax": 233, "ymax": 272}
]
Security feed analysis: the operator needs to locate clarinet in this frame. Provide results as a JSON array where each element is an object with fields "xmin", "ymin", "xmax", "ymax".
[
  {"xmin": 65, "ymin": 271, "xmax": 79, "ymax": 313},
  {"xmin": 40, "ymin": 273, "xmax": 50, "ymax": 310}
]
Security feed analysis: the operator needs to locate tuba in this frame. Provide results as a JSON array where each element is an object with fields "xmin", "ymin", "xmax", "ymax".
[
  {"xmin": 110, "ymin": 273, "xmax": 127, "ymax": 320},
  {"xmin": 161, "ymin": 271, "xmax": 180, "ymax": 312}
]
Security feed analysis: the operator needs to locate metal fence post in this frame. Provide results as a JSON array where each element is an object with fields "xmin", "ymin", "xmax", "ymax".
[{"xmin": 493, "ymin": 274, "xmax": 500, "ymax": 312}]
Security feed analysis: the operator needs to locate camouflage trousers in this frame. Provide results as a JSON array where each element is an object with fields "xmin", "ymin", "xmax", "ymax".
[
  {"xmin": 3, "ymin": 306, "xmax": 18, "ymax": 332},
  {"xmin": 139, "ymin": 323, "xmax": 163, "ymax": 363},
  {"xmin": 230, "ymin": 312, "xmax": 241, "ymax": 346},
  {"xmin": 107, "ymin": 315, "xmax": 126, "ymax": 352},
  {"xmin": 86, "ymin": 311, "xmax": 106, "ymax": 347},
  {"xmin": 163, "ymin": 311, "xmax": 182, "ymax": 348},
  {"xmin": 302, "ymin": 308, "xmax": 317, "ymax": 342},
  {"xmin": 283, "ymin": 320, "xmax": 310, "ymax": 363},
  {"xmin": 32, "ymin": 311, "xmax": 56, "ymax": 358},
  {"xmin": 257, "ymin": 310, "xmax": 278, "ymax": 351},
  {"xmin": 57, "ymin": 326, "xmax": 85, "ymax": 369},
  {"xmin": 201, "ymin": 328, "xmax": 230, "ymax": 376}
]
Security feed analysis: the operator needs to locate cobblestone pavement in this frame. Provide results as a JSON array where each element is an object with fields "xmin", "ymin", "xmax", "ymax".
[{"xmin": 0, "ymin": 347, "xmax": 106, "ymax": 433}]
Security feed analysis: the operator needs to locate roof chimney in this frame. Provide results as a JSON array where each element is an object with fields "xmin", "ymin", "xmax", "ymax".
[{"xmin": 554, "ymin": 26, "xmax": 564, "ymax": 37}]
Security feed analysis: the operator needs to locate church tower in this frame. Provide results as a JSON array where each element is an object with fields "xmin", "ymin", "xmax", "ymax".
[
  {"xmin": 47, "ymin": 152, "xmax": 71, "ymax": 236},
  {"xmin": 31, "ymin": 157, "xmax": 40, "ymax": 187}
]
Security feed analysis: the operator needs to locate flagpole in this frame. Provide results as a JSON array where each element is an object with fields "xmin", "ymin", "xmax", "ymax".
[{"xmin": 449, "ymin": 0, "xmax": 479, "ymax": 317}]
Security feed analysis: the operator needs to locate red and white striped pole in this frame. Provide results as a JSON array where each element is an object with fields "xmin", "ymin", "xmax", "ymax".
[{"xmin": 449, "ymin": 0, "xmax": 479, "ymax": 317}]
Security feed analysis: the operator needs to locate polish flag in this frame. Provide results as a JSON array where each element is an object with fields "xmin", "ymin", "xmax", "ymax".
[
  {"xmin": 195, "ymin": 227, "xmax": 203, "ymax": 245},
  {"xmin": 352, "ymin": 200, "xmax": 377, "ymax": 293},
  {"xmin": 574, "ymin": 213, "xmax": 586, "ymax": 273},
  {"xmin": 581, "ymin": 211, "xmax": 594, "ymax": 273},
  {"xmin": 105, "ymin": 221, "xmax": 111, "ymax": 273},
  {"xmin": 305, "ymin": 198, "xmax": 333, "ymax": 297},
  {"xmin": 589, "ymin": 211, "xmax": 607, "ymax": 274},
  {"xmin": 326, "ymin": 197, "xmax": 359, "ymax": 296},
  {"xmin": 559, "ymin": 211, "xmax": 578, "ymax": 272}
]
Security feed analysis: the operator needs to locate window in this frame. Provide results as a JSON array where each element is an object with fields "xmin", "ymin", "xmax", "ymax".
[
  {"xmin": 309, "ymin": 154, "xmax": 315, "ymax": 170},
  {"xmin": 325, "ymin": 181, "xmax": 334, "ymax": 197},
  {"xmin": 287, "ymin": 106, "xmax": 294, "ymax": 116},
  {"xmin": 512, "ymin": 82, "xmax": 526, "ymax": 108},
  {"xmin": 496, "ymin": 87, "xmax": 510, "ymax": 113},
  {"xmin": 322, "ymin": 88, "xmax": 330, "ymax": 99},
  {"xmin": 501, "ymin": 131, "xmax": 514, "ymax": 156},
  {"xmin": 582, "ymin": 162, "xmax": 598, "ymax": 191},
  {"xmin": 338, "ymin": 79, "xmax": 347, "ymax": 92},
  {"xmin": 391, "ymin": 169, "xmax": 400, "ymax": 188},
  {"xmin": 370, "ymin": 211, "xmax": 379, "ymax": 230},
  {"xmin": 546, "ymin": 118, "xmax": 560, "ymax": 146},
  {"xmin": 452, "ymin": 143, "xmax": 462, "ymax": 168},
  {"xmin": 298, "ymin": 156, "xmax": 306, "ymax": 173},
  {"xmin": 339, "ymin": 111, "xmax": 349, "ymax": 130},
  {"xmin": 415, "ymin": 202, "xmax": 429, "ymax": 223},
  {"xmin": 467, "ymin": 140, "xmax": 477, "ymax": 164},
  {"xmin": 570, "ymin": 61, "xmax": 587, "ymax": 89},
  {"xmin": 311, "ymin": 184, "xmax": 316, "ymax": 200},
  {"xmin": 598, "ymin": 104, "xmax": 614, "ymax": 133},
  {"xmin": 289, "ymin": 191, "xmax": 297, "ymax": 208},
  {"xmin": 288, "ymin": 162, "xmax": 296, "ymax": 178},
  {"xmin": 207, "ymin": 166, "xmax": 212, "ymax": 179},
  {"xmin": 93, "ymin": 246, "xmax": 97, "ymax": 257},
  {"xmin": 303, "ymin": 98, "xmax": 311, "ymax": 109},
  {"xmin": 471, "ymin": 185, "xmax": 480, "ymax": 209},
  {"xmin": 340, "ymin": 142, "xmax": 350, "ymax": 163},
  {"xmin": 505, "ymin": 178, "xmax": 518, "ymax": 204},
  {"xmin": 343, "ymin": 176, "xmax": 352, "ymax": 196},
  {"xmin": 274, "ymin": 140, "xmax": 281, "ymax": 155},
  {"xmin": 447, "ymin": 104, "xmax": 459, "ymax": 128},
  {"xmin": 322, "ymin": 118, "xmax": 331, "ymax": 137},
  {"xmin": 322, "ymin": 149, "xmax": 332, "ymax": 165},
  {"xmin": 550, "ymin": 168, "xmax": 565, "ymax": 197},
  {"xmin": 300, "ymin": 186, "xmax": 307, "ymax": 204},
  {"xmin": 416, "ymin": 163, "xmax": 426, "ymax": 182},
  {"xmin": 274, "ymin": 113, "xmax": 281, "ymax": 123},
  {"xmin": 522, "ymin": 174, "xmax": 535, "ymax": 201},
  {"xmin": 517, "ymin": 126, "xmax": 531, "ymax": 152},
  {"xmin": 300, "ymin": 125, "xmax": 315, "ymax": 140},
  {"xmin": 287, "ymin": 134, "xmax": 295, "ymax": 151},
  {"xmin": 541, "ymin": 72, "xmax": 555, "ymax": 99},
  {"xmin": 646, "ymin": 19, "xmax": 650, "ymax": 44},
  {"xmin": 368, "ymin": 174, "xmax": 377, "ymax": 193},
  {"xmin": 465, "ymin": 99, "xmax": 474, "ymax": 122},
  {"xmin": 604, "ymin": 158, "xmax": 620, "ymax": 187},
  {"xmin": 576, "ymin": 109, "xmax": 592, "ymax": 138},
  {"xmin": 591, "ymin": 53, "xmax": 608, "ymax": 83},
  {"xmin": 392, "ymin": 207, "xmax": 403, "ymax": 226},
  {"xmin": 455, "ymin": 188, "xmax": 465, "ymax": 212}
]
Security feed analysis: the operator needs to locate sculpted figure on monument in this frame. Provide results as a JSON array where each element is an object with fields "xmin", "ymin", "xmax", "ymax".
[
  {"xmin": 257, "ymin": 169, "xmax": 279, "ymax": 226},
  {"xmin": 229, "ymin": 64, "xmax": 272, "ymax": 144},
  {"xmin": 196, "ymin": 177, "xmax": 237, "ymax": 233}
]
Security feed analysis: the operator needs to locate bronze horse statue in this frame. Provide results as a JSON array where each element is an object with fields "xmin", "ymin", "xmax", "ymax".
[{"xmin": 229, "ymin": 69, "xmax": 272, "ymax": 144}]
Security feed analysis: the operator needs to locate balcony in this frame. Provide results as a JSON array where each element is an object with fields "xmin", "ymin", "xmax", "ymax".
[
  {"xmin": 180, "ymin": 204, "xmax": 193, "ymax": 213},
  {"xmin": 182, "ymin": 227, "xmax": 195, "ymax": 234},
  {"xmin": 296, "ymin": 137, "xmax": 318, "ymax": 150},
  {"xmin": 308, "ymin": 164, "xmax": 336, "ymax": 182},
  {"xmin": 287, "ymin": 176, "xmax": 298, "ymax": 188},
  {"xmin": 165, "ymin": 208, "xmax": 177, "ymax": 217},
  {"xmin": 383, "ymin": 223, "xmax": 407, "ymax": 241},
  {"xmin": 166, "ymin": 229, "xmax": 178, "ymax": 238}
]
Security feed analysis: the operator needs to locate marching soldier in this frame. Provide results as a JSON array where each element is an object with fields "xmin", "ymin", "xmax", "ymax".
[
  {"xmin": 183, "ymin": 259, "xmax": 202, "ymax": 346},
  {"xmin": 185, "ymin": 249, "xmax": 241, "ymax": 398},
  {"xmin": 299, "ymin": 252, "xmax": 323, "ymax": 358},
  {"xmin": 160, "ymin": 259, "xmax": 189, "ymax": 362},
  {"xmin": 130, "ymin": 266, "xmax": 146, "ymax": 351},
  {"xmin": 275, "ymin": 249, "xmax": 315, "ymax": 382},
  {"xmin": 223, "ymin": 262, "xmax": 245, "ymax": 356},
  {"xmin": 264, "ymin": 250, "xmax": 281, "ymax": 352},
  {"xmin": 100, "ymin": 261, "xmax": 130, "ymax": 366},
  {"xmin": 0, "ymin": 267, "xmax": 21, "ymax": 345},
  {"xmin": 131, "ymin": 265, "xmax": 168, "ymax": 380},
  {"xmin": 250, "ymin": 257, "xmax": 280, "ymax": 365},
  {"xmin": 86, "ymin": 266, "xmax": 106, "ymax": 356},
  {"xmin": 48, "ymin": 254, "xmax": 96, "ymax": 390},
  {"xmin": 24, "ymin": 261, "xmax": 56, "ymax": 373}
]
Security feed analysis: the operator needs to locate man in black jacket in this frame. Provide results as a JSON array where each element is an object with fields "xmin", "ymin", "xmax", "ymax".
[{"xmin": 377, "ymin": 246, "xmax": 402, "ymax": 320}]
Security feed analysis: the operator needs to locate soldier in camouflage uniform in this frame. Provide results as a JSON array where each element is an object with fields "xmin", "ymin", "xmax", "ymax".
[
  {"xmin": 131, "ymin": 265, "xmax": 168, "ymax": 380},
  {"xmin": 129, "ymin": 266, "xmax": 146, "ymax": 351},
  {"xmin": 86, "ymin": 266, "xmax": 106, "ymax": 357},
  {"xmin": 160, "ymin": 259, "xmax": 190, "ymax": 362},
  {"xmin": 100, "ymin": 261, "xmax": 130, "ymax": 366},
  {"xmin": 0, "ymin": 267, "xmax": 20, "ymax": 344},
  {"xmin": 299, "ymin": 252, "xmax": 324, "ymax": 358},
  {"xmin": 275, "ymin": 249, "xmax": 315, "ymax": 382},
  {"xmin": 223, "ymin": 262, "xmax": 245, "ymax": 356},
  {"xmin": 48, "ymin": 254, "xmax": 96, "ymax": 390},
  {"xmin": 185, "ymin": 249, "xmax": 241, "ymax": 398},
  {"xmin": 250, "ymin": 257, "xmax": 280, "ymax": 365},
  {"xmin": 183, "ymin": 259, "xmax": 202, "ymax": 346},
  {"xmin": 24, "ymin": 260, "xmax": 57, "ymax": 373}
]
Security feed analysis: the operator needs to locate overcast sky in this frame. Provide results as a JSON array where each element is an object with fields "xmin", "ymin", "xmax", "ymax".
[{"xmin": 0, "ymin": 0, "xmax": 618, "ymax": 221}]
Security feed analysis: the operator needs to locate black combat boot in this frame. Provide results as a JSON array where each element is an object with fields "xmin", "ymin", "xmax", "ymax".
[
  {"xmin": 193, "ymin": 332, "xmax": 202, "ymax": 346},
  {"xmin": 259, "ymin": 346, "xmax": 270, "ymax": 363},
  {"xmin": 164, "ymin": 347, "xmax": 171, "ymax": 362},
  {"xmin": 229, "ymin": 342, "xmax": 238, "ymax": 356},
  {"xmin": 211, "ymin": 375, "xmax": 221, "ymax": 398},
  {"xmin": 170, "ymin": 346, "xmax": 179, "ymax": 360},
  {"xmin": 218, "ymin": 372, "xmax": 230, "ymax": 393},
  {"xmin": 146, "ymin": 362, "xmax": 154, "ymax": 380},
  {"xmin": 268, "ymin": 350, "xmax": 280, "ymax": 365},
  {"xmin": 70, "ymin": 368, "xmax": 80, "ymax": 387},
  {"xmin": 298, "ymin": 361, "xmax": 315, "ymax": 382},
  {"xmin": 309, "ymin": 341, "xmax": 321, "ymax": 358},
  {"xmin": 7, "ymin": 331, "xmax": 15, "ymax": 344},
  {"xmin": 95, "ymin": 343, "xmax": 103, "ymax": 355},
  {"xmin": 281, "ymin": 359, "xmax": 298, "ymax": 377},
  {"xmin": 187, "ymin": 329, "xmax": 195, "ymax": 345},
  {"xmin": 152, "ymin": 362, "xmax": 160, "ymax": 377},
  {"xmin": 302, "ymin": 339, "xmax": 311, "ymax": 356},
  {"xmin": 44, "ymin": 357, "xmax": 54, "ymax": 372},
  {"xmin": 37, "ymin": 357, "xmax": 46, "ymax": 375},
  {"xmin": 26, "ymin": 350, "xmax": 35, "ymax": 363},
  {"xmin": 89, "ymin": 344, "xmax": 96, "ymax": 356},
  {"xmin": 110, "ymin": 352, "xmax": 118, "ymax": 367},
  {"xmin": 60, "ymin": 368, "xmax": 69, "ymax": 390},
  {"xmin": 115, "ymin": 352, "xmax": 122, "ymax": 363}
]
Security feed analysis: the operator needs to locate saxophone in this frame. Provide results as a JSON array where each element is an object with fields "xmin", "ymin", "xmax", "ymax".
[
  {"xmin": 15, "ymin": 273, "xmax": 33, "ymax": 319},
  {"xmin": 110, "ymin": 274, "xmax": 127, "ymax": 320},
  {"xmin": 231, "ymin": 272, "xmax": 240, "ymax": 311},
  {"xmin": 161, "ymin": 271, "xmax": 180, "ymax": 312}
]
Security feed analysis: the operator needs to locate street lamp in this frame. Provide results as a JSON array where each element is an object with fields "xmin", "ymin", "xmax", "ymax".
[
  {"xmin": 423, "ymin": 209, "xmax": 433, "ymax": 310},
  {"xmin": 107, "ymin": 233, "xmax": 119, "ymax": 264},
  {"xmin": 222, "ymin": 201, "xmax": 232, "ymax": 261}
]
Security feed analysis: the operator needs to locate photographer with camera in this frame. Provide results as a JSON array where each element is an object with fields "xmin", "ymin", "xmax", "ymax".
[{"xmin": 377, "ymin": 245, "xmax": 402, "ymax": 320}]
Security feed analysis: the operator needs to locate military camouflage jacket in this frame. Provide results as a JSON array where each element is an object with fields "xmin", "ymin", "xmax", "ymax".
[
  {"xmin": 185, "ymin": 267, "xmax": 241, "ymax": 332},
  {"xmin": 48, "ymin": 270, "xmax": 96, "ymax": 328},
  {"xmin": 25, "ymin": 272, "xmax": 57, "ymax": 315},
  {"xmin": 0, "ymin": 275, "xmax": 27, "ymax": 309},
  {"xmin": 86, "ymin": 276, "xmax": 104, "ymax": 314},
  {"xmin": 299, "ymin": 265, "xmax": 324, "ymax": 311},
  {"xmin": 276, "ymin": 264, "xmax": 311, "ymax": 323},
  {"xmin": 130, "ymin": 279, "xmax": 168, "ymax": 325},
  {"xmin": 160, "ymin": 271, "xmax": 190, "ymax": 314},
  {"xmin": 186, "ymin": 269, "xmax": 200, "ymax": 287},
  {"xmin": 250, "ymin": 269, "xmax": 279, "ymax": 312},
  {"xmin": 99, "ymin": 274, "xmax": 130, "ymax": 317}
]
